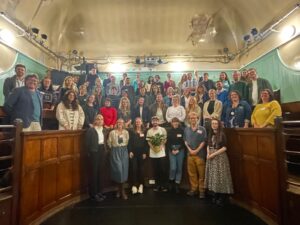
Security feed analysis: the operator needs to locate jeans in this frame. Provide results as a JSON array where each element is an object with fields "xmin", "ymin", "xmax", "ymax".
[{"xmin": 169, "ymin": 149, "xmax": 185, "ymax": 183}]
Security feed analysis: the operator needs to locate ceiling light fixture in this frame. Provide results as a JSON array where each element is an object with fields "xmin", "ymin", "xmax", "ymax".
[
  {"xmin": 0, "ymin": 29, "xmax": 15, "ymax": 45},
  {"xmin": 294, "ymin": 60, "xmax": 300, "ymax": 70},
  {"xmin": 280, "ymin": 25, "xmax": 296, "ymax": 41}
]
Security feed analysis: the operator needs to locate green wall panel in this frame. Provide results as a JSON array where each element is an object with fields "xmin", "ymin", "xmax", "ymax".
[{"xmin": 243, "ymin": 49, "xmax": 300, "ymax": 103}]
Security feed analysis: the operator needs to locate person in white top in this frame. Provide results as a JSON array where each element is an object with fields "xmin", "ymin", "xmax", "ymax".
[
  {"xmin": 56, "ymin": 90, "xmax": 85, "ymax": 130},
  {"xmin": 166, "ymin": 95, "xmax": 186, "ymax": 123}
]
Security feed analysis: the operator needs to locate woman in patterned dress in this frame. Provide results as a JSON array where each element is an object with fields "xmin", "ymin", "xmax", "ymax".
[{"xmin": 205, "ymin": 118, "xmax": 233, "ymax": 206}]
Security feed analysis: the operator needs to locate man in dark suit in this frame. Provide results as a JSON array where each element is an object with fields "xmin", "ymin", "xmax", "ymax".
[
  {"xmin": 3, "ymin": 64, "xmax": 26, "ymax": 101},
  {"xmin": 4, "ymin": 74, "xmax": 43, "ymax": 131},
  {"xmin": 133, "ymin": 97, "xmax": 150, "ymax": 128}
]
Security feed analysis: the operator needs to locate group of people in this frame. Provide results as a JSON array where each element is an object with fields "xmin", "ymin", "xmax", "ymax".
[
  {"xmin": 2, "ymin": 63, "xmax": 283, "ymax": 206},
  {"xmin": 85, "ymin": 111, "xmax": 233, "ymax": 206}
]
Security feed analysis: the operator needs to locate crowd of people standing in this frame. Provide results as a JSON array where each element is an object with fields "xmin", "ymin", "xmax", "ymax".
[{"xmin": 2, "ymin": 64, "xmax": 283, "ymax": 205}]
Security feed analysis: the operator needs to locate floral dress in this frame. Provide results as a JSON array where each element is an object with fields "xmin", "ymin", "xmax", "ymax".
[{"xmin": 205, "ymin": 133, "xmax": 234, "ymax": 194}]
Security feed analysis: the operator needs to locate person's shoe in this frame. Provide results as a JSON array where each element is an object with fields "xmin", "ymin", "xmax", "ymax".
[
  {"xmin": 132, "ymin": 186, "xmax": 138, "ymax": 194},
  {"xmin": 122, "ymin": 193, "xmax": 128, "ymax": 200},
  {"xmin": 168, "ymin": 180, "xmax": 174, "ymax": 192},
  {"xmin": 91, "ymin": 195, "xmax": 104, "ymax": 202},
  {"xmin": 153, "ymin": 186, "xmax": 160, "ymax": 192},
  {"xmin": 161, "ymin": 186, "xmax": 168, "ymax": 192},
  {"xmin": 216, "ymin": 198, "xmax": 224, "ymax": 206},
  {"xmin": 211, "ymin": 196, "xmax": 217, "ymax": 204},
  {"xmin": 138, "ymin": 184, "xmax": 144, "ymax": 194},
  {"xmin": 97, "ymin": 193, "xmax": 106, "ymax": 199},
  {"xmin": 186, "ymin": 190, "xmax": 196, "ymax": 196},
  {"xmin": 199, "ymin": 192, "xmax": 205, "ymax": 199}
]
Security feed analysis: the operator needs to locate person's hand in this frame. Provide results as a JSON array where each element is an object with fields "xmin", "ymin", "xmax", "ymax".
[
  {"xmin": 207, "ymin": 152, "xmax": 216, "ymax": 159},
  {"xmin": 172, "ymin": 150, "xmax": 179, "ymax": 155},
  {"xmin": 142, "ymin": 154, "xmax": 147, "ymax": 159},
  {"xmin": 129, "ymin": 152, "xmax": 134, "ymax": 158}
]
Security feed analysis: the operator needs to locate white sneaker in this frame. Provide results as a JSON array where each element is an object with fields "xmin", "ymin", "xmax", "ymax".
[
  {"xmin": 132, "ymin": 186, "xmax": 137, "ymax": 194},
  {"xmin": 138, "ymin": 184, "xmax": 143, "ymax": 194}
]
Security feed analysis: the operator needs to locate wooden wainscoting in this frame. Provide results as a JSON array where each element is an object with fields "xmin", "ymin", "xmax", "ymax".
[
  {"xmin": 225, "ymin": 128, "xmax": 281, "ymax": 225},
  {"xmin": 19, "ymin": 130, "xmax": 88, "ymax": 225}
]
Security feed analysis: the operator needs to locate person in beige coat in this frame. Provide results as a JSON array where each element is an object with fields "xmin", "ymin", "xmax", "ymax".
[
  {"xmin": 203, "ymin": 89, "xmax": 222, "ymax": 130},
  {"xmin": 56, "ymin": 90, "xmax": 85, "ymax": 130}
]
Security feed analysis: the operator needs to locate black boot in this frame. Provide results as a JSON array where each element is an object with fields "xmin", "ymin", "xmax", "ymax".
[
  {"xmin": 216, "ymin": 194, "xmax": 225, "ymax": 206},
  {"xmin": 168, "ymin": 180, "xmax": 175, "ymax": 192},
  {"xmin": 175, "ymin": 183, "xmax": 180, "ymax": 194}
]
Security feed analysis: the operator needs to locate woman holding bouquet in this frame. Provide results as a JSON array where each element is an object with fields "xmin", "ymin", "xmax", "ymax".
[
  {"xmin": 146, "ymin": 116, "xmax": 168, "ymax": 192},
  {"xmin": 107, "ymin": 118, "xmax": 130, "ymax": 200},
  {"xmin": 205, "ymin": 118, "xmax": 233, "ymax": 206},
  {"xmin": 166, "ymin": 117, "xmax": 185, "ymax": 193}
]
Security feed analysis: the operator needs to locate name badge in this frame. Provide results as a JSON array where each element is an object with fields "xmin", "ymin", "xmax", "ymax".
[
  {"xmin": 177, "ymin": 134, "xmax": 182, "ymax": 137},
  {"xmin": 140, "ymin": 133, "xmax": 144, "ymax": 137},
  {"xmin": 197, "ymin": 130, "xmax": 203, "ymax": 134},
  {"xmin": 231, "ymin": 111, "xmax": 235, "ymax": 116}
]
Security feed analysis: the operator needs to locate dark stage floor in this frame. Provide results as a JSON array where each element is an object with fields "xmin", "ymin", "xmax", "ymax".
[{"xmin": 41, "ymin": 189, "xmax": 267, "ymax": 225}]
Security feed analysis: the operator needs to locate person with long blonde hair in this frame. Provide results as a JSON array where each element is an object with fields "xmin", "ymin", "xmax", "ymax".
[
  {"xmin": 118, "ymin": 97, "xmax": 132, "ymax": 128},
  {"xmin": 107, "ymin": 119, "xmax": 130, "ymax": 200},
  {"xmin": 185, "ymin": 96, "xmax": 201, "ymax": 126}
]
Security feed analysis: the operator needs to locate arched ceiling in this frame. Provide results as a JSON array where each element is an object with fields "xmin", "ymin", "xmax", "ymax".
[{"xmin": 0, "ymin": 0, "xmax": 299, "ymax": 60}]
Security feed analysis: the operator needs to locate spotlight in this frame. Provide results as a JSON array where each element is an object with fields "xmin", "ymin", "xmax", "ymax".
[
  {"xmin": 31, "ymin": 27, "xmax": 39, "ymax": 35},
  {"xmin": 41, "ymin": 34, "xmax": 47, "ymax": 40},
  {"xmin": 72, "ymin": 49, "xmax": 78, "ymax": 55},
  {"xmin": 243, "ymin": 34, "xmax": 251, "ymax": 42},
  {"xmin": 135, "ymin": 57, "xmax": 141, "ymax": 64},
  {"xmin": 251, "ymin": 28, "xmax": 258, "ymax": 36},
  {"xmin": 223, "ymin": 47, "xmax": 229, "ymax": 54}
]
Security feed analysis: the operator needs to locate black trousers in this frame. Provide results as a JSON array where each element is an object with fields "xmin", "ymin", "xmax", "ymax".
[
  {"xmin": 151, "ymin": 157, "xmax": 168, "ymax": 188},
  {"xmin": 89, "ymin": 145, "xmax": 105, "ymax": 197},
  {"xmin": 130, "ymin": 153, "xmax": 145, "ymax": 186}
]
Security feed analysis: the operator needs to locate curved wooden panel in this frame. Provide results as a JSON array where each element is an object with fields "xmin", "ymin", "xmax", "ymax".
[
  {"xmin": 19, "ymin": 130, "xmax": 87, "ymax": 225},
  {"xmin": 225, "ymin": 128, "xmax": 281, "ymax": 225}
]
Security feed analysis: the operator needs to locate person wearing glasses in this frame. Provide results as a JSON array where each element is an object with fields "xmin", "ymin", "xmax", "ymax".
[{"xmin": 4, "ymin": 74, "xmax": 43, "ymax": 131}]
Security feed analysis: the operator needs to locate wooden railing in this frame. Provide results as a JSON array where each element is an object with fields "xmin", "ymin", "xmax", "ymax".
[
  {"xmin": 0, "ymin": 121, "xmax": 22, "ymax": 225},
  {"xmin": 277, "ymin": 120, "xmax": 300, "ymax": 225}
]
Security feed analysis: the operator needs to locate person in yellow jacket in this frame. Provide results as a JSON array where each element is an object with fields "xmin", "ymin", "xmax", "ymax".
[{"xmin": 251, "ymin": 89, "xmax": 282, "ymax": 128}]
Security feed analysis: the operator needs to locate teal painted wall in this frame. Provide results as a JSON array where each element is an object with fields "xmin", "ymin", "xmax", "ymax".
[
  {"xmin": 1, "ymin": 48, "xmax": 299, "ymax": 106},
  {"xmin": 98, "ymin": 70, "xmax": 233, "ymax": 85},
  {"xmin": 242, "ymin": 49, "xmax": 300, "ymax": 103}
]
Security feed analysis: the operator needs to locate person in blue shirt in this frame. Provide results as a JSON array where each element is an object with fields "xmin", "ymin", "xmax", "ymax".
[
  {"xmin": 216, "ymin": 81, "xmax": 229, "ymax": 106},
  {"xmin": 4, "ymin": 74, "xmax": 43, "ymax": 131},
  {"xmin": 222, "ymin": 91, "xmax": 251, "ymax": 128}
]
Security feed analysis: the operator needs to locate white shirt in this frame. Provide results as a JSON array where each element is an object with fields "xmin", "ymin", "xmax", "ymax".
[
  {"xmin": 166, "ymin": 105, "xmax": 186, "ymax": 122},
  {"xmin": 139, "ymin": 106, "xmax": 143, "ymax": 118},
  {"xmin": 146, "ymin": 126, "xmax": 167, "ymax": 158},
  {"xmin": 95, "ymin": 126, "xmax": 104, "ymax": 144},
  {"xmin": 252, "ymin": 80, "xmax": 258, "ymax": 105},
  {"xmin": 16, "ymin": 78, "xmax": 25, "ymax": 88}
]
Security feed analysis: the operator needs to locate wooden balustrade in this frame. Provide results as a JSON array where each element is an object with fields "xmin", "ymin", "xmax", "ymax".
[{"xmin": 15, "ymin": 127, "xmax": 283, "ymax": 225}]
